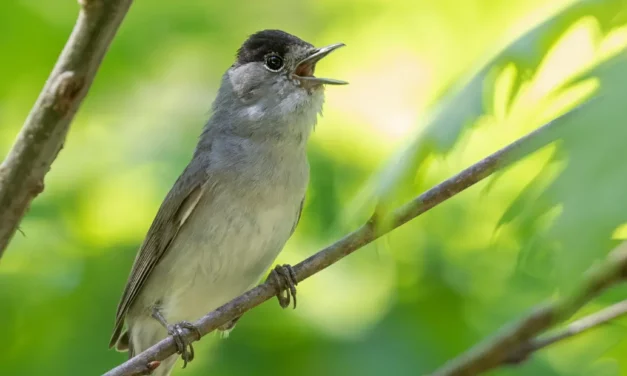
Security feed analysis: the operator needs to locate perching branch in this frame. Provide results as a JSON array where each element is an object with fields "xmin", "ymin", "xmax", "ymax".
[
  {"xmin": 0, "ymin": 0, "xmax": 134, "ymax": 258},
  {"xmin": 431, "ymin": 241, "xmax": 627, "ymax": 376},
  {"xmin": 506, "ymin": 299, "xmax": 627, "ymax": 364},
  {"xmin": 103, "ymin": 102, "xmax": 577, "ymax": 376}
]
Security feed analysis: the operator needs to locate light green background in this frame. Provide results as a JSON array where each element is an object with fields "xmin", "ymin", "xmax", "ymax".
[{"xmin": 2, "ymin": 0, "xmax": 627, "ymax": 375}]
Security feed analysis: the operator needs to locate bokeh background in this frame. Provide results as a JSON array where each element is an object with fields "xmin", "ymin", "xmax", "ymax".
[{"xmin": 3, "ymin": 0, "xmax": 627, "ymax": 375}]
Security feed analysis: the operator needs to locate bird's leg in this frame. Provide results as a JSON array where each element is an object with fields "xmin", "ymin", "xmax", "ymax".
[
  {"xmin": 266, "ymin": 264, "xmax": 298, "ymax": 309},
  {"xmin": 151, "ymin": 308, "xmax": 201, "ymax": 369}
]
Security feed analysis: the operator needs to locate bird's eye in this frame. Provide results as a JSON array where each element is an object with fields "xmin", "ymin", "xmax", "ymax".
[{"xmin": 264, "ymin": 54, "xmax": 284, "ymax": 71}]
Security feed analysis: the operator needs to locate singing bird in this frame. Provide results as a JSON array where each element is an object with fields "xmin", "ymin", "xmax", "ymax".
[{"xmin": 109, "ymin": 29, "xmax": 346, "ymax": 375}]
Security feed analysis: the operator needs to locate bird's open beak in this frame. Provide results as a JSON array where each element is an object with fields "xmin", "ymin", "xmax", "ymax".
[{"xmin": 293, "ymin": 43, "xmax": 348, "ymax": 86}]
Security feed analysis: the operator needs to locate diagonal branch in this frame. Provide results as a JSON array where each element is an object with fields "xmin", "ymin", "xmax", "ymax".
[
  {"xmin": 102, "ymin": 103, "xmax": 577, "ymax": 376},
  {"xmin": 431, "ymin": 241, "xmax": 627, "ymax": 376},
  {"xmin": 0, "ymin": 0, "xmax": 134, "ymax": 258},
  {"xmin": 505, "ymin": 299, "xmax": 627, "ymax": 364}
]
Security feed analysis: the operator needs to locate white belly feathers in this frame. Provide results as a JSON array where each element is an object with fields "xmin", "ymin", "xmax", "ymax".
[{"xmin": 137, "ymin": 172, "xmax": 304, "ymax": 324}]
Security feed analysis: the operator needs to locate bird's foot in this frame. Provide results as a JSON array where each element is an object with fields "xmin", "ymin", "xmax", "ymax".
[
  {"xmin": 266, "ymin": 264, "xmax": 298, "ymax": 309},
  {"xmin": 167, "ymin": 321, "xmax": 201, "ymax": 368}
]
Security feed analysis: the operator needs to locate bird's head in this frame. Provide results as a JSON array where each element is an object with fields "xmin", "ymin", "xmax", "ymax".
[{"xmin": 209, "ymin": 30, "xmax": 346, "ymax": 141}]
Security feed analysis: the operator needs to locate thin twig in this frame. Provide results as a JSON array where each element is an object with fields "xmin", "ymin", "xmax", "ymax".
[
  {"xmin": 431, "ymin": 241, "xmax": 627, "ymax": 376},
  {"xmin": 102, "ymin": 104, "xmax": 575, "ymax": 376},
  {"xmin": 0, "ymin": 0, "xmax": 134, "ymax": 258},
  {"xmin": 505, "ymin": 300, "xmax": 627, "ymax": 363}
]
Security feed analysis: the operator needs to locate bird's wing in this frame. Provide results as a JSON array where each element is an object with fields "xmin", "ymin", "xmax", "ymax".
[
  {"xmin": 109, "ymin": 163, "xmax": 208, "ymax": 348},
  {"xmin": 290, "ymin": 196, "xmax": 305, "ymax": 237}
]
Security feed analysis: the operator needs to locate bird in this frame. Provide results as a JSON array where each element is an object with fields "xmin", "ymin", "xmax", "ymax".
[{"xmin": 109, "ymin": 29, "xmax": 346, "ymax": 376}]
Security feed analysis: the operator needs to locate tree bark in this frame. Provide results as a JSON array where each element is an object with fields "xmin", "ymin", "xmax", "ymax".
[{"xmin": 0, "ymin": 0, "xmax": 134, "ymax": 258}]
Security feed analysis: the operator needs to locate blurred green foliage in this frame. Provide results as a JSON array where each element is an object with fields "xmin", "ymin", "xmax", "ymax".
[{"xmin": 3, "ymin": 0, "xmax": 627, "ymax": 375}]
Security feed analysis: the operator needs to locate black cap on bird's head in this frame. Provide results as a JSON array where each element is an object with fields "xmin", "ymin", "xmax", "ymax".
[
  {"xmin": 236, "ymin": 30, "xmax": 312, "ymax": 65},
  {"xmin": 234, "ymin": 29, "xmax": 347, "ymax": 87}
]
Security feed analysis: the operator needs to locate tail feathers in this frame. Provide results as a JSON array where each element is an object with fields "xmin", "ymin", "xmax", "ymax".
[
  {"xmin": 130, "ymin": 321, "xmax": 179, "ymax": 376},
  {"xmin": 217, "ymin": 316, "xmax": 240, "ymax": 339},
  {"xmin": 109, "ymin": 323, "xmax": 124, "ymax": 349},
  {"xmin": 115, "ymin": 330, "xmax": 130, "ymax": 353}
]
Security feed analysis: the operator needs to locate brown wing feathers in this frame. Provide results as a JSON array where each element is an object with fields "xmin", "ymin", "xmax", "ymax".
[{"xmin": 109, "ymin": 165, "xmax": 206, "ymax": 349}]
